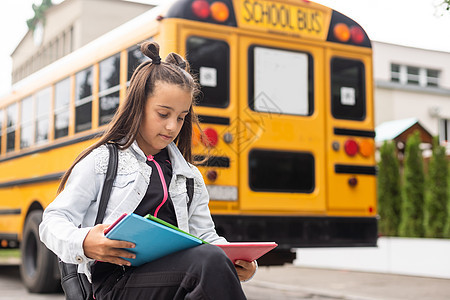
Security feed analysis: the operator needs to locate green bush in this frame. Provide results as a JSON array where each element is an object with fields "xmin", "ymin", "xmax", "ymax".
[
  {"xmin": 445, "ymin": 164, "xmax": 450, "ymax": 238},
  {"xmin": 377, "ymin": 141, "xmax": 402, "ymax": 236},
  {"xmin": 424, "ymin": 137, "xmax": 448, "ymax": 238},
  {"xmin": 399, "ymin": 131, "xmax": 425, "ymax": 237}
]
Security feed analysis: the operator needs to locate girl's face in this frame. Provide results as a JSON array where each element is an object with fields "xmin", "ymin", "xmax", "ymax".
[{"xmin": 136, "ymin": 82, "xmax": 192, "ymax": 156}]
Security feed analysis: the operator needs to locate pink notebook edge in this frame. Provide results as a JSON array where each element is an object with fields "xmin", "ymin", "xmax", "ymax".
[{"xmin": 214, "ymin": 242, "xmax": 278, "ymax": 262}]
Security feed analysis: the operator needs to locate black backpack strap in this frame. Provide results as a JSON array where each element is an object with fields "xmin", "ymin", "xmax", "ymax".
[
  {"xmin": 186, "ymin": 177, "xmax": 194, "ymax": 211},
  {"xmin": 94, "ymin": 143, "xmax": 119, "ymax": 225}
]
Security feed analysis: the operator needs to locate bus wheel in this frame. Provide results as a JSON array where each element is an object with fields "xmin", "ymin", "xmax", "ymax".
[{"xmin": 20, "ymin": 210, "xmax": 61, "ymax": 293}]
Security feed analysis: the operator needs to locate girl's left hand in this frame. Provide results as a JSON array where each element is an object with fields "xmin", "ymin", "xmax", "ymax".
[{"xmin": 234, "ymin": 260, "xmax": 257, "ymax": 281}]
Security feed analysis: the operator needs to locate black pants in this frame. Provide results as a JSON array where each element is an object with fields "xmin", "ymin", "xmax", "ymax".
[{"xmin": 93, "ymin": 244, "xmax": 247, "ymax": 300}]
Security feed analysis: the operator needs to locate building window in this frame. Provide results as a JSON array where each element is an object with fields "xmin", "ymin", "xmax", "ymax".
[
  {"xmin": 427, "ymin": 69, "xmax": 439, "ymax": 87},
  {"xmin": 391, "ymin": 64, "xmax": 400, "ymax": 83},
  {"xmin": 391, "ymin": 63, "xmax": 440, "ymax": 87}
]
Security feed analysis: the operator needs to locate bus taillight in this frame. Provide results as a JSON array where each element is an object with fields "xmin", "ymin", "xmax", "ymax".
[
  {"xmin": 344, "ymin": 139, "xmax": 358, "ymax": 156},
  {"xmin": 211, "ymin": 2, "xmax": 229, "ymax": 22},
  {"xmin": 333, "ymin": 23, "xmax": 350, "ymax": 42},
  {"xmin": 202, "ymin": 127, "xmax": 219, "ymax": 147},
  {"xmin": 359, "ymin": 139, "xmax": 374, "ymax": 157},
  {"xmin": 191, "ymin": 1, "xmax": 230, "ymax": 23},
  {"xmin": 192, "ymin": 0, "xmax": 210, "ymax": 19},
  {"xmin": 350, "ymin": 26, "xmax": 365, "ymax": 44}
]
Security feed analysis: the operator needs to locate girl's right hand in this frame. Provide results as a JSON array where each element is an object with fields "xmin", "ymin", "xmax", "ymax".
[{"xmin": 83, "ymin": 224, "xmax": 136, "ymax": 266}]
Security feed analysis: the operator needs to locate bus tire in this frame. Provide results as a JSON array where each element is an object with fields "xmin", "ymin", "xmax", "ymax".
[{"xmin": 20, "ymin": 210, "xmax": 61, "ymax": 293}]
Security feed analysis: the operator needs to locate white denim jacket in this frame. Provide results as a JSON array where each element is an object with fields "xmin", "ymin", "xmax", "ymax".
[{"xmin": 39, "ymin": 141, "xmax": 227, "ymax": 280}]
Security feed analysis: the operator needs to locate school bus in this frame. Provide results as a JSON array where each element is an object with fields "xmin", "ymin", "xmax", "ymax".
[{"xmin": 0, "ymin": 0, "xmax": 377, "ymax": 292}]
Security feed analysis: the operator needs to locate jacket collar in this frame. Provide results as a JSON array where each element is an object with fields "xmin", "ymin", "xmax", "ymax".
[
  {"xmin": 167, "ymin": 142, "xmax": 195, "ymax": 178},
  {"xmin": 130, "ymin": 141, "xmax": 194, "ymax": 178}
]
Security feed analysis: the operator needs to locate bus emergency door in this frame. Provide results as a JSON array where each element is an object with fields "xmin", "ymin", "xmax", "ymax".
[
  {"xmin": 238, "ymin": 36, "xmax": 327, "ymax": 213},
  {"xmin": 179, "ymin": 28, "xmax": 241, "ymax": 208}
]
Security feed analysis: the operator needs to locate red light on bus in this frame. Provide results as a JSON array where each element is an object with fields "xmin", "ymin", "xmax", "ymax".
[
  {"xmin": 344, "ymin": 139, "xmax": 358, "ymax": 156},
  {"xmin": 202, "ymin": 127, "xmax": 219, "ymax": 147},
  {"xmin": 206, "ymin": 169, "xmax": 218, "ymax": 181},
  {"xmin": 211, "ymin": 2, "xmax": 229, "ymax": 22},
  {"xmin": 348, "ymin": 177, "xmax": 358, "ymax": 187},
  {"xmin": 333, "ymin": 23, "xmax": 350, "ymax": 42},
  {"xmin": 192, "ymin": 0, "xmax": 210, "ymax": 19},
  {"xmin": 350, "ymin": 26, "xmax": 365, "ymax": 44}
]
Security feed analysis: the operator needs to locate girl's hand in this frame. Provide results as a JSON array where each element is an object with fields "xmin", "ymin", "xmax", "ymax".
[
  {"xmin": 83, "ymin": 224, "xmax": 136, "ymax": 266},
  {"xmin": 234, "ymin": 260, "xmax": 257, "ymax": 281}
]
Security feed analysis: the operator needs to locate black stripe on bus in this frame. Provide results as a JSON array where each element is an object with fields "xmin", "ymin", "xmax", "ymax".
[
  {"xmin": 0, "ymin": 172, "xmax": 65, "ymax": 189},
  {"xmin": 0, "ymin": 209, "xmax": 21, "ymax": 215},
  {"xmin": 0, "ymin": 132, "xmax": 101, "ymax": 163},
  {"xmin": 334, "ymin": 128, "xmax": 376, "ymax": 138},
  {"xmin": 0, "ymin": 233, "xmax": 18, "ymax": 240},
  {"xmin": 335, "ymin": 164, "xmax": 377, "ymax": 175},
  {"xmin": 197, "ymin": 115, "xmax": 230, "ymax": 125},
  {"xmin": 195, "ymin": 155, "xmax": 230, "ymax": 168}
]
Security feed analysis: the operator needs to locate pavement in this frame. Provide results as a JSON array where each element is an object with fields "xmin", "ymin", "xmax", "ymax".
[{"xmin": 244, "ymin": 265, "xmax": 450, "ymax": 300}]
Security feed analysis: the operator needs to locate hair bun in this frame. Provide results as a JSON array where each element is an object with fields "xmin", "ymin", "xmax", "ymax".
[
  {"xmin": 141, "ymin": 41, "xmax": 161, "ymax": 65},
  {"xmin": 165, "ymin": 53, "xmax": 190, "ymax": 72}
]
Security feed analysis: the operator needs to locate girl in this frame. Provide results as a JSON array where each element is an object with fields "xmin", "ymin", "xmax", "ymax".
[{"xmin": 39, "ymin": 41, "xmax": 256, "ymax": 299}]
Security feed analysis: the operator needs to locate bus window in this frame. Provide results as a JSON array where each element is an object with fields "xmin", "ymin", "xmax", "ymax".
[
  {"xmin": 331, "ymin": 57, "xmax": 366, "ymax": 120},
  {"xmin": 75, "ymin": 67, "xmax": 93, "ymax": 133},
  {"xmin": 35, "ymin": 87, "xmax": 51, "ymax": 144},
  {"xmin": 20, "ymin": 96, "xmax": 33, "ymax": 149},
  {"xmin": 249, "ymin": 46, "xmax": 314, "ymax": 116},
  {"xmin": 127, "ymin": 44, "xmax": 150, "ymax": 82},
  {"xmin": 54, "ymin": 77, "xmax": 70, "ymax": 139},
  {"xmin": 99, "ymin": 53, "xmax": 120, "ymax": 125},
  {"xmin": 6, "ymin": 103, "xmax": 17, "ymax": 152},
  {"xmin": 249, "ymin": 150, "xmax": 315, "ymax": 193},
  {"xmin": 0, "ymin": 109, "xmax": 3, "ymax": 154},
  {"xmin": 186, "ymin": 36, "xmax": 230, "ymax": 108}
]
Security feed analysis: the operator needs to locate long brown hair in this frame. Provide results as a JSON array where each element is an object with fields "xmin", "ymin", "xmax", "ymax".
[{"xmin": 57, "ymin": 41, "xmax": 201, "ymax": 193}]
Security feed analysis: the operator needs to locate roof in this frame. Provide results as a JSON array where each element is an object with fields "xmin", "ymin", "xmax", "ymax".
[{"xmin": 375, "ymin": 118, "xmax": 419, "ymax": 142}]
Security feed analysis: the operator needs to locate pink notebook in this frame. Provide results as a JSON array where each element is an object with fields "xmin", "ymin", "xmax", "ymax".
[{"xmin": 216, "ymin": 242, "xmax": 278, "ymax": 262}]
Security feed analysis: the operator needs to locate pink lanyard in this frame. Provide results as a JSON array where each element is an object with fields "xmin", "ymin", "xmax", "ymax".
[{"xmin": 147, "ymin": 155, "xmax": 168, "ymax": 218}]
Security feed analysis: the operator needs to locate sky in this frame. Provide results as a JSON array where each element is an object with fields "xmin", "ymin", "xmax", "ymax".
[{"xmin": 0, "ymin": 0, "xmax": 449, "ymax": 96}]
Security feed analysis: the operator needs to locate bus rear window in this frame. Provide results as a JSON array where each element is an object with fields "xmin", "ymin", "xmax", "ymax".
[
  {"xmin": 249, "ymin": 46, "xmax": 314, "ymax": 116},
  {"xmin": 249, "ymin": 150, "xmax": 314, "ymax": 193},
  {"xmin": 331, "ymin": 58, "xmax": 366, "ymax": 120},
  {"xmin": 186, "ymin": 36, "xmax": 230, "ymax": 108}
]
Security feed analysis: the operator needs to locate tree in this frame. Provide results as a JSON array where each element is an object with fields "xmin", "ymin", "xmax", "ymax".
[
  {"xmin": 399, "ymin": 131, "xmax": 425, "ymax": 237},
  {"xmin": 26, "ymin": 0, "xmax": 53, "ymax": 31},
  {"xmin": 377, "ymin": 141, "xmax": 402, "ymax": 236},
  {"xmin": 424, "ymin": 137, "xmax": 448, "ymax": 238}
]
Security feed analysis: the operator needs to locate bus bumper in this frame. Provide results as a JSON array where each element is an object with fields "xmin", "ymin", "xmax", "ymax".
[{"xmin": 212, "ymin": 215, "xmax": 378, "ymax": 249}]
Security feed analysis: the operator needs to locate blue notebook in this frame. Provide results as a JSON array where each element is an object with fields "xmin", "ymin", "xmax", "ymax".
[{"xmin": 104, "ymin": 213, "xmax": 203, "ymax": 266}]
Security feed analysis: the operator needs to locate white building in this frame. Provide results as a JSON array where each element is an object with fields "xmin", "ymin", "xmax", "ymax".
[{"xmin": 372, "ymin": 41, "xmax": 450, "ymax": 144}]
